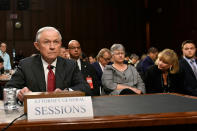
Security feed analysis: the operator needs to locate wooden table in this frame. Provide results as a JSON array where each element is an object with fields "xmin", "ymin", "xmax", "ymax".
[{"xmin": 1, "ymin": 93, "xmax": 197, "ymax": 131}]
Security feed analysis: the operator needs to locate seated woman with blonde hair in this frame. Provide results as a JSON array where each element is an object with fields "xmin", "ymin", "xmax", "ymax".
[
  {"xmin": 144, "ymin": 49, "xmax": 181, "ymax": 93},
  {"xmin": 102, "ymin": 44, "xmax": 145, "ymax": 95}
]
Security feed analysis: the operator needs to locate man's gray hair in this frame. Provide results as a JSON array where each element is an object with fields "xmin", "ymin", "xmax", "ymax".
[
  {"xmin": 110, "ymin": 43, "xmax": 125, "ymax": 54},
  {"xmin": 35, "ymin": 26, "xmax": 62, "ymax": 42},
  {"xmin": 96, "ymin": 48, "xmax": 111, "ymax": 59},
  {"xmin": 130, "ymin": 53, "xmax": 139, "ymax": 59}
]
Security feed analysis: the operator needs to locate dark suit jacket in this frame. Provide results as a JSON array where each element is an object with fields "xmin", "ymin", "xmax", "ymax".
[
  {"xmin": 6, "ymin": 55, "xmax": 91, "ymax": 95},
  {"xmin": 141, "ymin": 56, "xmax": 154, "ymax": 74},
  {"xmin": 179, "ymin": 58, "xmax": 197, "ymax": 96},
  {"xmin": 139, "ymin": 56, "xmax": 155, "ymax": 81},
  {"xmin": 80, "ymin": 60, "xmax": 100, "ymax": 96},
  {"xmin": 92, "ymin": 62, "xmax": 103, "ymax": 87}
]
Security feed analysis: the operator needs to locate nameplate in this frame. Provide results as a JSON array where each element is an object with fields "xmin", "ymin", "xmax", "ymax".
[{"xmin": 27, "ymin": 96, "xmax": 93, "ymax": 120}]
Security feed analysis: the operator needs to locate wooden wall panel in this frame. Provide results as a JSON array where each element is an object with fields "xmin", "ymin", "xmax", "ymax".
[
  {"xmin": 148, "ymin": 0, "xmax": 197, "ymax": 56},
  {"xmin": 0, "ymin": 11, "xmax": 6, "ymax": 40},
  {"xmin": 0, "ymin": 0, "xmax": 145, "ymax": 60}
]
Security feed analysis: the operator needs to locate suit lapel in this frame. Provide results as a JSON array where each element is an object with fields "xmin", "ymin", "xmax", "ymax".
[
  {"xmin": 183, "ymin": 58, "xmax": 196, "ymax": 78},
  {"xmin": 32, "ymin": 55, "xmax": 46, "ymax": 91},
  {"xmin": 80, "ymin": 59, "xmax": 86, "ymax": 71},
  {"xmin": 97, "ymin": 62, "xmax": 103, "ymax": 74},
  {"xmin": 55, "ymin": 57, "xmax": 66, "ymax": 90}
]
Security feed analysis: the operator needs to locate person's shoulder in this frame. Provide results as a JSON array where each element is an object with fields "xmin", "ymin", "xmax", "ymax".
[
  {"xmin": 104, "ymin": 65, "xmax": 113, "ymax": 70},
  {"xmin": 58, "ymin": 57, "xmax": 76, "ymax": 65},
  {"xmin": 146, "ymin": 65, "xmax": 159, "ymax": 73},
  {"xmin": 150, "ymin": 64, "xmax": 157, "ymax": 70},
  {"xmin": 18, "ymin": 54, "xmax": 40, "ymax": 67},
  {"xmin": 179, "ymin": 57, "xmax": 188, "ymax": 67},
  {"xmin": 127, "ymin": 65, "xmax": 138, "ymax": 74},
  {"xmin": 141, "ymin": 56, "xmax": 149, "ymax": 63},
  {"xmin": 4, "ymin": 52, "xmax": 10, "ymax": 57},
  {"xmin": 179, "ymin": 57, "xmax": 186, "ymax": 63},
  {"xmin": 20, "ymin": 54, "xmax": 39, "ymax": 62},
  {"xmin": 92, "ymin": 61, "xmax": 99, "ymax": 66},
  {"xmin": 128, "ymin": 64, "xmax": 135, "ymax": 68},
  {"xmin": 81, "ymin": 59, "xmax": 90, "ymax": 65},
  {"xmin": 80, "ymin": 59, "xmax": 96, "ymax": 70}
]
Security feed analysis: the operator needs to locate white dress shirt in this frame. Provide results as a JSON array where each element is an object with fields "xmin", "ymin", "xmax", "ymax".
[
  {"xmin": 183, "ymin": 56, "xmax": 197, "ymax": 70},
  {"xmin": 99, "ymin": 62, "xmax": 104, "ymax": 72},
  {"xmin": 77, "ymin": 59, "xmax": 81, "ymax": 70}
]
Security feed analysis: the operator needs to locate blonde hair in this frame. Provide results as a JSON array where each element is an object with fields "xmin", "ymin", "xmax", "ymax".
[{"xmin": 155, "ymin": 49, "xmax": 179, "ymax": 74}]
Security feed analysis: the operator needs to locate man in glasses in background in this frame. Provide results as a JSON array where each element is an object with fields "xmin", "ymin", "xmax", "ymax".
[
  {"xmin": 68, "ymin": 40, "xmax": 100, "ymax": 96},
  {"xmin": 92, "ymin": 48, "xmax": 112, "ymax": 95}
]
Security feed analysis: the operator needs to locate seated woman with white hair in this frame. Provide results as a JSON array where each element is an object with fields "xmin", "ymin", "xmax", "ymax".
[{"xmin": 101, "ymin": 44, "xmax": 145, "ymax": 95}]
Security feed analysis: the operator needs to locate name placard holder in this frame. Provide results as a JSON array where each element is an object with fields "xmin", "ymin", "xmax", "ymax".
[{"xmin": 24, "ymin": 91, "xmax": 93, "ymax": 120}]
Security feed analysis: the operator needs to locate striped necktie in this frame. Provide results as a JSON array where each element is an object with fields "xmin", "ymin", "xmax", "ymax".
[{"xmin": 190, "ymin": 60, "xmax": 197, "ymax": 79}]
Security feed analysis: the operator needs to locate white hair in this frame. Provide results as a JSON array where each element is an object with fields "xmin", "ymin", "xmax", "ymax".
[
  {"xmin": 35, "ymin": 26, "xmax": 62, "ymax": 42},
  {"xmin": 110, "ymin": 43, "xmax": 125, "ymax": 55}
]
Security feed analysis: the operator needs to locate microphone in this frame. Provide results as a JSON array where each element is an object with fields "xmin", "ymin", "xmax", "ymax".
[{"xmin": 50, "ymin": 65, "xmax": 54, "ymax": 69}]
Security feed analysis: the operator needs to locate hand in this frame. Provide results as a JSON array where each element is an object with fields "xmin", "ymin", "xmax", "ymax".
[
  {"xmin": 17, "ymin": 87, "xmax": 31, "ymax": 101},
  {"xmin": 54, "ymin": 88, "xmax": 69, "ymax": 92},
  {"xmin": 129, "ymin": 87, "xmax": 142, "ymax": 94},
  {"xmin": 0, "ymin": 74, "xmax": 9, "ymax": 80},
  {"xmin": 54, "ymin": 88, "xmax": 63, "ymax": 92}
]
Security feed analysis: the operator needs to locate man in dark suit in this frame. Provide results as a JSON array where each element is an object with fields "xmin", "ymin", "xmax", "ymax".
[
  {"xmin": 68, "ymin": 40, "xmax": 100, "ymax": 96},
  {"xmin": 92, "ymin": 48, "xmax": 111, "ymax": 87},
  {"xmin": 179, "ymin": 40, "xmax": 197, "ymax": 96},
  {"xmin": 6, "ymin": 27, "xmax": 91, "ymax": 101}
]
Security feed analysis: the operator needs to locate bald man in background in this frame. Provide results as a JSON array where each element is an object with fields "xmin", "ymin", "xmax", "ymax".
[{"xmin": 68, "ymin": 40, "xmax": 100, "ymax": 96}]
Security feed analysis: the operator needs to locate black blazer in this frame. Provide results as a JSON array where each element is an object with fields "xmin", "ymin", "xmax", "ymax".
[
  {"xmin": 144, "ymin": 65, "xmax": 182, "ymax": 93},
  {"xmin": 179, "ymin": 58, "xmax": 197, "ymax": 96},
  {"xmin": 6, "ymin": 55, "xmax": 91, "ymax": 95},
  {"xmin": 80, "ymin": 60, "xmax": 100, "ymax": 96}
]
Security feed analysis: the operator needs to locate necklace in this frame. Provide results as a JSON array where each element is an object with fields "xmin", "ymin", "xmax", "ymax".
[
  {"xmin": 113, "ymin": 63, "xmax": 126, "ymax": 71},
  {"xmin": 161, "ymin": 73, "xmax": 170, "ymax": 93}
]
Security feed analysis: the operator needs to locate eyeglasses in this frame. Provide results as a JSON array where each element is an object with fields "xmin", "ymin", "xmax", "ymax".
[
  {"xmin": 69, "ymin": 46, "xmax": 81, "ymax": 50},
  {"xmin": 102, "ymin": 56, "xmax": 111, "ymax": 61},
  {"xmin": 113, "ymin": 52, "xmax": 125, "ymax": 56}
]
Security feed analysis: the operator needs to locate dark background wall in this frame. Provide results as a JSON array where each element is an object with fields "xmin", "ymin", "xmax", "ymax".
[
  {"xmin": 148, "ymin": 0, "xmax": 197, "ymax": 56},
  {"xmin": 0, "ymin": 0, "xmax": 196, "ymax": 64},
  {"xmin": 0, "ymin": 0, "xmax": 145, "ymax": 60}
]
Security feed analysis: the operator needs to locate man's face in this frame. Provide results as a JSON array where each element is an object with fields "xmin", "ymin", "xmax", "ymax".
[
  {"xmin": 0, "ymin": 43, "xmax": 7, "ymax": 53},
  {"xmin": 68, "ymin": 41, "xmax": 81, "ymax": 60},
  {"xmin": 59, "ymin": 48, "xmax": 66, "ymax": 58},
  {"xmin": 131, "ymin": 58, "xmax": 138, "ymax": 64},
  {"xmin": 34, "ymin": 30, "xmax": 62, "ymax": 64},
  {"xmin": 112, "ymin": 50, "xmax": 125, "ymax": 63},
  {"xmin": 150, "ymin": 52, "xmax": 158, "ymax": 61},
  {"xmin": 99, "ymin": 52, "xmax": 111, "ymax": 67},
  {"xmin": 65, "ymin": 50, "xmax": 70, "ymax": 59},
  {"xmin": 182, "ymin": 43, "xmax": 196, "ymax": 59},
  {"xmin": 89, "ymin": 56, "xmax": 95, "ymax": 64}
]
